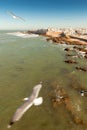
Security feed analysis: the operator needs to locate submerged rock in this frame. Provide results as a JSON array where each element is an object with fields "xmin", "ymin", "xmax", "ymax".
[
  {"xmin": 50, "ymin": 81, "xmax": 86, "ymax": 125},
  {"xmin": 76, "ymin": 66, "xmax": 87, "ymax": 72},
  {"xmin": 84, "ymin": 54, "xmax": 87, "ymax": 59},
  {"xmin": 73, "ymin": 46, "xmax": 87, "ymax": 53},
  {"xmin": 64, "ymin": 60, "xmax": 77, "ymax": 64},
  {"xmin": 65, "ymin": 54, "xmax": 78, "ymax": 59},
  {"xmin": 52, "ymin": 87, "xmax": 68, "ymax": 106},
  {"xmin": 74, "ymin": 116, "xmax": 85, "ymax": 125},
  {"xmin": 64, "ymin": 48, "xmax": 72, "ymax": 52}
]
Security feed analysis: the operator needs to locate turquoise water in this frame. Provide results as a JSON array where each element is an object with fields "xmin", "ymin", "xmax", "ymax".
[{"xmin": 0, "ymin": 31, "xmax": 87, "ymax": 130}]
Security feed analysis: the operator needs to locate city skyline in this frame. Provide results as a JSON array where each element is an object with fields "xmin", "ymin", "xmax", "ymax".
[{"xmin": 0, "ymin": 0, "xmax": 87, "ymax": 30}]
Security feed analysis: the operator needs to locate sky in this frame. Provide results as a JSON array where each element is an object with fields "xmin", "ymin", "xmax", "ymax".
[{"xmin": 0, "ymin": 0, "xmax": 87, "ymax": 30}]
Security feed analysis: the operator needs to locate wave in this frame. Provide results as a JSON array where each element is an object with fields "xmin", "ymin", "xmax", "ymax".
[{"xmin": 6, "ymin": 32, "xmax": 39, "ymax": 38}]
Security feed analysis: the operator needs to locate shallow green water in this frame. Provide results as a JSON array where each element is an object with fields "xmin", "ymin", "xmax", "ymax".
[{"xmin": 0, "ymin": 31, "xmax": 87, "ymax": 130}]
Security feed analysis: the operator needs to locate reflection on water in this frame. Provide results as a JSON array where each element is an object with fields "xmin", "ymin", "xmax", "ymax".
[{"xmin": 0, "ymin": 31, "xmax": 87, "ymax": 130}]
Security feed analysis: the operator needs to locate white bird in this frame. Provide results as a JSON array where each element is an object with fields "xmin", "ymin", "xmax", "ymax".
[
  {"xmin": 7, "ymin": 83, "xmax": 43, "ymax": 128},
  {"xmin": 80, "ymin": 90, "xmax": 87, "ymax": 96},
  {"xmin": 7, "ymin": 11, "xmax": 25, "ymax": 21}
]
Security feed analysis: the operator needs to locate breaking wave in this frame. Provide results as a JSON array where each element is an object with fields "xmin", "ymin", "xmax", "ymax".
[{"xmin": 6, "ymin": 32, "xmax": 39, "ymax": 38}]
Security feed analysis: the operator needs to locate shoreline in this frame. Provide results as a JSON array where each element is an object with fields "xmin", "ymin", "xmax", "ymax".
[{"xmin": 26, "ymin": 28, "xmax": 87, "ymax": 45}]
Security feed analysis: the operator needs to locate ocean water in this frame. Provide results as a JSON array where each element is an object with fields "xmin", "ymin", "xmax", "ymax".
[{"xmin": 0, "ymin": 31, "xmax": 87, "ymax": 130}]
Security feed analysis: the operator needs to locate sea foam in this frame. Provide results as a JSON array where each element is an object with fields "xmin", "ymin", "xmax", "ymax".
[{"xmin": 7, "ymin": 32, "xmax": 39, "ymax": 38}]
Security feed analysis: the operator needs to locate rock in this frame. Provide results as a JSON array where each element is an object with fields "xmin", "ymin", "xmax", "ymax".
[
  {"xmin": 64, "ymin": 48, "xmax": 71, "ymax": 51},
  {"xmin": 51, "ymin": 86, "xmax": 68, "ymax": 107},
  {"xmin": 74, "ymin": 116, "xmax": 85, "ymax": 125},
  {"xmin": 73, "ymin": 46, "xmax": 87, "ymax": 53},
  {"xmin": 64, "ymin": 60, "xmax": 77, "ymax": 64},
  {"xmin": 66, "ymin": 54, "xmax": 73, "ymax": 56},
  {"xmin": 84, "ymin": 54, "xmax": 87, "ymax": 59},
  {"xmin": 49, "ymin": 81, "xmax": 86, "ymax": 125},
  {"xmin": 76, "ymin": 66, "xmax": 87, "ymax": 72},
  {"xmin": 66, "ymin": 54, "xmax": 78, "ymax": 58}
]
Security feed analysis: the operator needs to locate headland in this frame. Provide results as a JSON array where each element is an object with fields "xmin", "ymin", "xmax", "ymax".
[{"xmin": 26, "ymin": 28, "xmax": 87, "ymax": 45}]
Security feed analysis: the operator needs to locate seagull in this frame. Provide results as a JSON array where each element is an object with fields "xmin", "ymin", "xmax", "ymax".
[
  {"xmin": 7, "ymin": 82, "xmax": 43, "ymax": 128},
  {"xmin": 80, "ymin": 90, "xmax": 87, "ymax": 96},
  {"xmin": 7, "ymin": 11, "xmax": 25, "ymax": 21}
]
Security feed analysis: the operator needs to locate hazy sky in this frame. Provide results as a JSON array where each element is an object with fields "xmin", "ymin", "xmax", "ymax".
[{"xmin": 0, "ymin": 0, "xmax": 87, "ymax": 30}]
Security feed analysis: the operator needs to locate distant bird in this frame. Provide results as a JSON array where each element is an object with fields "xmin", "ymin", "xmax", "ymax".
[
  {"xmin": 7, "ymin": 83, "xmax": 43, "ymax": 128},
  {"xmin": 80, "ymin": 90, "xmax": 87, "ymax": 96},
  {"xmin": 7, "ymin": 11, "xmax": 25, "ymax": 21}
]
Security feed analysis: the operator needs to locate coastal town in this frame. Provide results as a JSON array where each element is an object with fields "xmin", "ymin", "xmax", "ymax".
[{"xmin": 27, "ymin": 27, "xmax": 87, "ymax": 45}]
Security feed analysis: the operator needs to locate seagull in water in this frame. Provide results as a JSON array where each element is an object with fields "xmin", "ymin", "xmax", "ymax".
[
  {"xmin": 80, "ymin": 90, "xmax": 87, "ymax": 96},
  {"xmin": 7, "ymin": 82, "xmax": 43, "ymax": 128},
  {"xmin": 7, "ymin": 11, "xmax": 25, "ymax": 21}
]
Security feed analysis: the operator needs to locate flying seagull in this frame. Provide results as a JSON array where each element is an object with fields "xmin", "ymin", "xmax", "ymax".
[
  {"xmin": 7, "ymin": 83, "xmax": 43, "ymax": 128},
  {"xmin": 7, "ymin": 11, "xmax": 25, "ymax": 21}
]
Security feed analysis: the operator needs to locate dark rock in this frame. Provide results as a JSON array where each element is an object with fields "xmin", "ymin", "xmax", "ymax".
[
  {"xmin": 73, "ymin": 46, "xmax": 87, "ymax": 53},
  {"xmin": 64, "ymin": 48, "xmax": 71, "ymax": 51},
  {"xmin": 73, "ymin": 46, "xmax": 78, "ymax": 49},
  {"xmin": 64, "ymin": 60, "xmax": 77, "ymax": 64},
  {"xmin": 27, "ymin": 29, "xmax": 48, "ymax": 35},
  {"xmin": 66, "ymin": 54, "xmax": 73, "ymax": 56},
  {"xmin": 84, "ymin": 54, "xmax": 87, "ymax": 59},
  {"xmin": 76, "ymin": 66, "xmax": 87, "ymax": 72}
]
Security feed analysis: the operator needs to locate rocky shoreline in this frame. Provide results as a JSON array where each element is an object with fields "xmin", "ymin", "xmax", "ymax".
[
  {"xmin": 46, "ymin": 36, "xmax": 87, "ymax": 45},
  {"xmin": 26, "ymin": 28, "xmax": 87, "ymax": 45},
  {"xmin": 26, "ymin": 28, "xmax": 87, "ymax": 72},
  {"xmin": 46, "ymin": 34, "xmax": 87, "ymax": 45}
]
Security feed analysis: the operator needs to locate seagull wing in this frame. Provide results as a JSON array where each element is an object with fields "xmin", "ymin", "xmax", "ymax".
[
  {"xmin": 33, "ymin": 97, "xmax": 43, "ymax": 106},
  {"xmin": 32, "ymin": 83, "xmax": 42, "ymax": 98},
  {"xmin": 7, "ymin": 11, "xmax": 16, "ymax": 17},
  {"xmin": 17, "ymin": 16, "xmax": 25, "ymax": 21}
]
